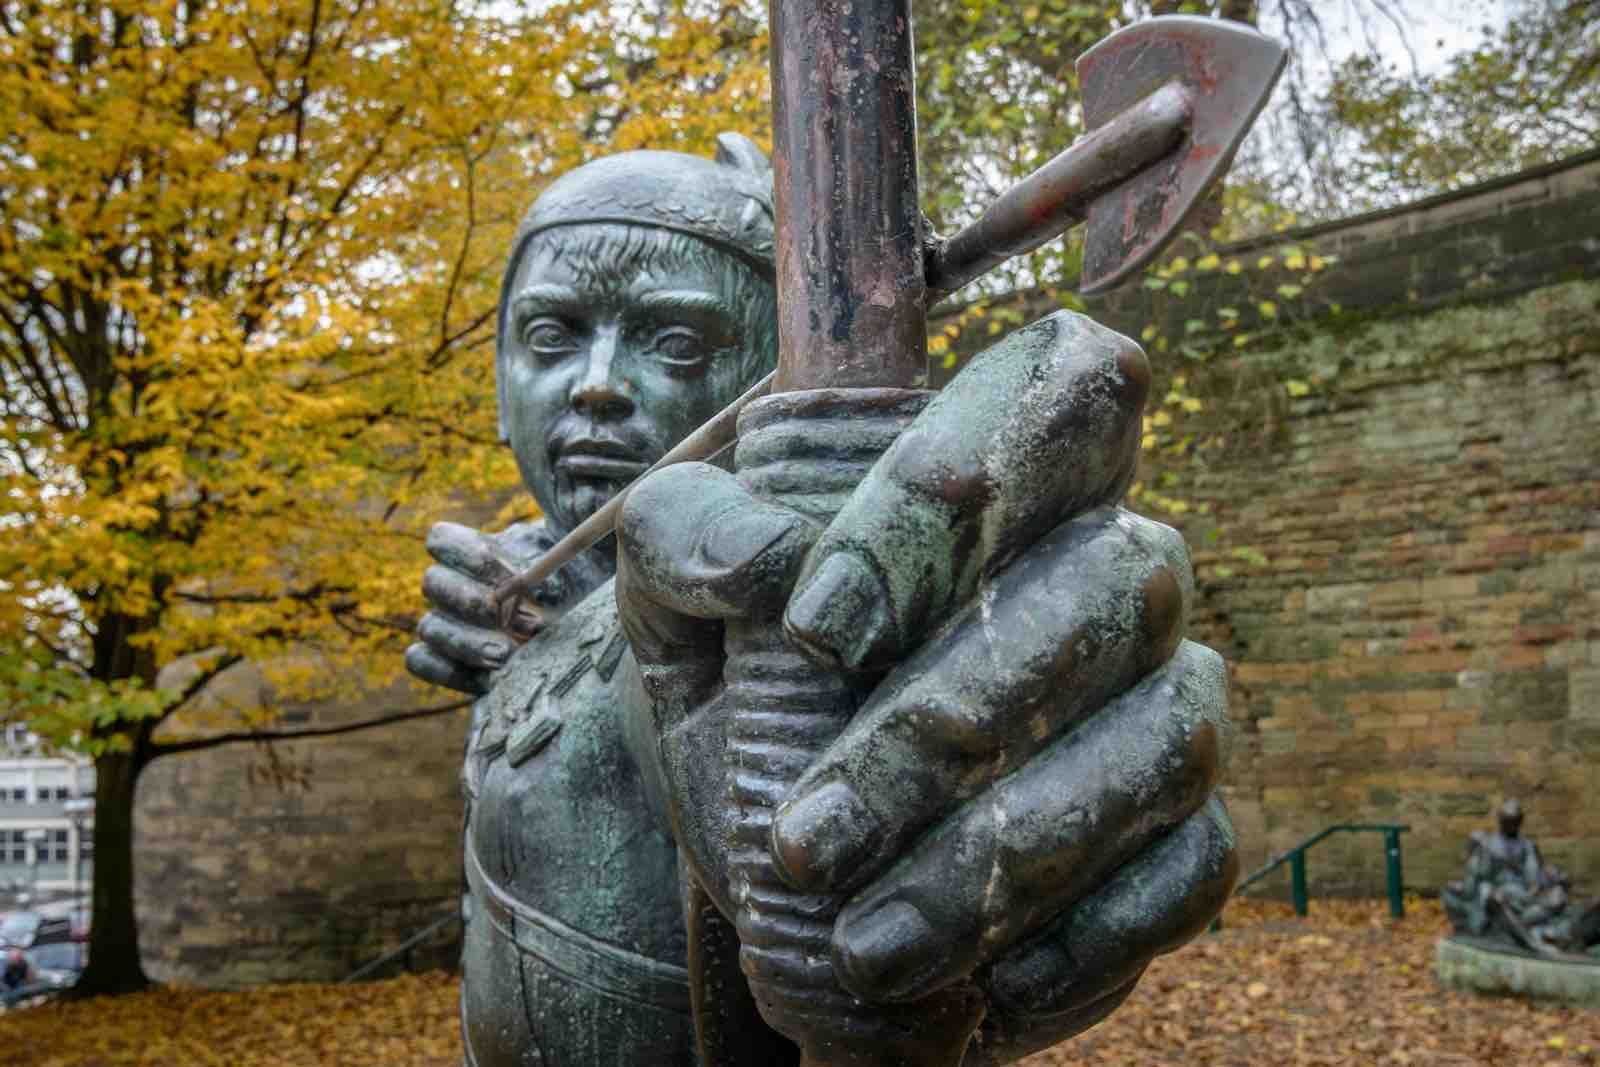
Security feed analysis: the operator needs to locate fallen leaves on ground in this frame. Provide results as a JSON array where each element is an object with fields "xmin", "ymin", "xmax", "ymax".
[
  {"xmin": 7, "ymin": 900, "xmax": 1596, "ymax": 1065},
  {"xmin": 11, "ymin": 972, "xmax": 460, "ymax": 1067},
  {"xmin": 1024, "ymin": 899, "xmax": 1600, "ymax": 1067}
]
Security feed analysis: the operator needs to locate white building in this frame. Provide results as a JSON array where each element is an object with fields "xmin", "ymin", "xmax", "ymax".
[{"xmin": 0, "ymin": 725, "xmax": 94, "ymax": 896}]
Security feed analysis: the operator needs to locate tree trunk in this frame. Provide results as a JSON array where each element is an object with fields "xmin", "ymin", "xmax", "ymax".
[{"xmin": 71, "ymin": 746, "xmax": 151, "ymax": 997}]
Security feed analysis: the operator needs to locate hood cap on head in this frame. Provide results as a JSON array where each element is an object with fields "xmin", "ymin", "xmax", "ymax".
[{"xmin": 510, "ymin": 132, "xmax": 775, "ymax": 278}]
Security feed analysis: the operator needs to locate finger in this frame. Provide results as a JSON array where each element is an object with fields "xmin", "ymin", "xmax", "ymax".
[
  {"xmin": 404, "ymin": 642, "xmax": 489, "ymax": 696},
  {"xmin": 416, "ymin": 612, "xmax": 513, "ymax": 671},
  {"xmin": 421, "ymin": 564, "xmax": 501, "ymax": 631},
  {"xmin": 771, "ymin": 508, "xmax": 1191, "ymax": 894},
  {"xmin": 426, "ymin": 521, "xmax": 516, "ymax": 585},
  {"xmin": 618, "ymin": 462, "xmax": 818, "ymax": 737},
  {"xmin": 982, "ymin": 795, "xmax": 1238, "ymax": 1025},
  {"xmin": 618, "ymin": 461, "xmax": 819, "ymax": 622},
  {"xmin": 965, "ymin": 972, "xmax": 1144, "ymax": 1067},
  {"xmin": 616, "ymin": 550, "xmax": 726, "ymax": 732},
  {"xmin": 783, "ymin": 311, "xmax": 1148, "ymax": 672},
  {"xmin": 826, "ymin": 640, "xmax": 1228, "ymax": 1004}
]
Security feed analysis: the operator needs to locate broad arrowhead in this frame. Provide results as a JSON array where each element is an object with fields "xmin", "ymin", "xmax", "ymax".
[{"xmin": 1077, "ymin": 16, "xmax": 1287, "ymax": 294}]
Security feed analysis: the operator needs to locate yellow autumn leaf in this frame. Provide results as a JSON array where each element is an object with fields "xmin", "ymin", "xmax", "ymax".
[{"xmin": 0, "ymin": 0, "xmax": 771, "ymax": 990}]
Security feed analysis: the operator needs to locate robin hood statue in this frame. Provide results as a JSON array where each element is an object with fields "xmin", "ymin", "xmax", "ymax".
[{"xmin": 409, "ymin": 10, "xmax": 1287, "ymax": 1066}]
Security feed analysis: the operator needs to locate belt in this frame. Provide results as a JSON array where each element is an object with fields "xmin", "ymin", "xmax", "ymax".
[{"xmin": 464, "ymin": 838, "xmax": 692, "ymax": 1014}]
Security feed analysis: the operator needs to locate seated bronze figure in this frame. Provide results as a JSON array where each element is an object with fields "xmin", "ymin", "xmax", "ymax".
[{"xmin": 1444, "ymin": 799, "xmax": 1600, "ymax": 961}]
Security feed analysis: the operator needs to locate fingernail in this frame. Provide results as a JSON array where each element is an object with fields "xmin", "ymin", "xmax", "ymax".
[
  {"xmin": 697, "ymin": 505, "xmax": 799, "ymax": 572},
  {"xmin": 784, "ymin": 552, "xmax": 892, "ymax": 670},
  {"xmin": 835, "ymin": 899, "xmax": 945, "ymax": 1003},
  {"xmin": 479, "ymin": 640, "xmax": 510, "ymax": 666},
  {"xmin": 771, "ymin": 781, "xmax": 878, "ymax": 892}
]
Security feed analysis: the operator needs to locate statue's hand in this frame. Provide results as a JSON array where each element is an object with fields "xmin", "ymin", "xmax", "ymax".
[
  {"xmin": 405, "ymin": 522, "xmax": 543, "ymax": 696},
  {"xmin": 616, "ymin": 312, "xmax": 1236, "ymax": 1064}
]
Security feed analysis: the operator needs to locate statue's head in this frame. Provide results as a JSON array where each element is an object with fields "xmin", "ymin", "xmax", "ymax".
[
  {"xmin": 496, "ymin": 134, "xmax": 777, "ymax": 539},
  {"xmin": 1498, "ymin": 798, "xmax": 1523, "ymax": 837}
]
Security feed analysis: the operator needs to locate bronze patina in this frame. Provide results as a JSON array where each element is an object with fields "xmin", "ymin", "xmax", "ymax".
[{"xmin": 408, "ymin": 11, "xmax": 1286, "ymax": 1067}]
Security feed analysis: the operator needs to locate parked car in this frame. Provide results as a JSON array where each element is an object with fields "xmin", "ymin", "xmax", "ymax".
[
  {"xmin": 0, "ymin": 911, "xmax": 73, "ymax": 948},
  {"xmin": 34, "ymin": 899, "xmax": 89, "ymax": 941},
  {"xmin": 23, "ymin": 940, "xmax": 83, "ymax": 991}
]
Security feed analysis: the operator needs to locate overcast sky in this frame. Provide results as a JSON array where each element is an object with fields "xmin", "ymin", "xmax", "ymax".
[{"xmin": 1267, "ymin": 0, "xmax": 1509, "ymax": 79}]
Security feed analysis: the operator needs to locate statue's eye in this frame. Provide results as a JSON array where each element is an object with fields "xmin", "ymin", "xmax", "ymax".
[
  {"xmin": 521, "ymin": 317, "xmax": 574, "ymax": 353},
  {"xmin": 650, "ymin": 326, "xmax": 706, "ymax": 368}
]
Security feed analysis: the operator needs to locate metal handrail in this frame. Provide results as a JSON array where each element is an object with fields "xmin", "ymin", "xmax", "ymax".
[
  {"xmin": 341, "ymin": 911, "xmax": 461, "ymax": 984},
  {"xmin": 1215, "ymin": 822, "xmax": 1410, "ymax": 930}
]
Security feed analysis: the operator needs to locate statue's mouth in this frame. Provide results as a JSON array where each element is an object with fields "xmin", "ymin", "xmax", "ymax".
[{"xmin": 555, "ymin": 438, "xmax": 649, "ymax": 481}]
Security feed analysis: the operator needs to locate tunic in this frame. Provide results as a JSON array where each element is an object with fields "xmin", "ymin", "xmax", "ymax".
[{"xmin": 460, "ymin": 580, "xmax": 697, "ymax": 1066}]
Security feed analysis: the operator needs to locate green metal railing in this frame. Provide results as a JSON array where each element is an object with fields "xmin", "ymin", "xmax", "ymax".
[
  {"xmin": 1214, "ymin": 823, "xmax": 1410, "ymax": 930},
  {"xmin": 341, "ymin": 911, "xmax": 461, "ymax": 984}
]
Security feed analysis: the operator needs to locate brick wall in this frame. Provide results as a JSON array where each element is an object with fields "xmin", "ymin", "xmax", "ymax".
[
  {"xmin": 135, "ymin": 663, "xmax": 467, "ymax": 986},
  {"xmin": 1180, "ymin": 280, "xmax": 1600, "ymax": 896}
]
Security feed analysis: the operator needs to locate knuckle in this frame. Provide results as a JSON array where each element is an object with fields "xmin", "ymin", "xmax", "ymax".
[
  {"xmin": 624, "ymin": 463, "xmax": 705, "ymax": 520},
  {"xmin": 1131, "ymin": 512, "xmax": 1192, "ymax": 581},
  {"xmin": 1145, "ymin": 664, "xmax": 1225, "ymax": 808},
  {"xmin": 416, "ymin": 612, "xmax": 448, "ymax": 644},
  {"xmin": 1112, "ymin": 337, "xmax": 1152, "ymax": 407},
  {"xmin": 1139, "ymin": 565, "xmax": 1186, "ymax": 666},
  {"xmin": 889, "ymin": 692, "xmax": 992, "ymax": 766},
  {"xmin": 1177, "ymin": 642, "xmax": 1231, "ymax": 732},
  {"xmin": 421, "ymin": 564, "xmax": 455, "ymax": 600},
  {"xmin": 424, "ymin": 521, "xmax": 468, "ymax": 557},
  {"xmin": 618, "ymin": 465, "xmax": 707, "ymax": 560},
  {"xmin": 1179, "ymin": 720, "xmax": 1222, "ymax": 797},
  {"xmin": 424, "ymin": 564, "xmax": 490, "ymax": 615}
]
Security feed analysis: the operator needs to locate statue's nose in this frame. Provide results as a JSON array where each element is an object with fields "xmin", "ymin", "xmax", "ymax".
[{"xmin": 569, "ymin": 327, "xmax": 635, "ymax": 420}]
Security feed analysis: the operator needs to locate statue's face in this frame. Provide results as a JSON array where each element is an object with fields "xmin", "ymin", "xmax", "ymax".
[{"xmin": 500, "ymin": 224, "xmax": 773, "ymax": 538}]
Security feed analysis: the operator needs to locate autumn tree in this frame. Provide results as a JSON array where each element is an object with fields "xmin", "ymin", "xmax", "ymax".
[
  {"xmin": 914, "ymin": 0, "xmax": 1273, "ymax": 309},
  {"xmin": 1299, "ymin": 0, "xmax": 1599, "ymax": 216},
  {"xmin": 0, "ymin": 0, "xmax": 765, "ymax": 996}
]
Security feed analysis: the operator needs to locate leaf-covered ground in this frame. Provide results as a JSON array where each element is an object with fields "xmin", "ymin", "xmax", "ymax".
[
  {"xmin": 1026, "ymin": 900, "xmax": 1598, "ymax": 1067},
  {"xmin": 9, "ymin": 901, "xmax": 1597, "ymax": 1065}
]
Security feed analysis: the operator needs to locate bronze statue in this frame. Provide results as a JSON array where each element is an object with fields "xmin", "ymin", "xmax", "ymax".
[
  {"xmin": 407, "ymin": 138, "xmax": 1231, "ymax": 1065},
  {"xmin": 408, "ymin": 11, "xmax": 1289, "ymax": 1066},
  {"xmin": 1443, "ymin": 799, "xmax": 1600, "ymax": 960}
]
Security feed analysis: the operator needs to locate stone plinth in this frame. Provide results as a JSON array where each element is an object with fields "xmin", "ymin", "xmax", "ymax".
[{"xmin": 1436, "ymin": 936, "xmax": 1600, "ymax": 1006}]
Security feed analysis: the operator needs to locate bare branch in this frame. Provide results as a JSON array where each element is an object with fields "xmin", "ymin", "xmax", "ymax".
[
  {"xmin": 150, "ymin": 699, "xmax": 470, "ymax": 758},
  {"xmin": 162, "ymin": 652, "xmax": 247, "ymax": 717}
]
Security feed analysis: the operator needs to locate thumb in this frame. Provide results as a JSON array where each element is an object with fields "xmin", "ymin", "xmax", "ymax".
[{"xmin": 618, "ymin": 461, "xmax": 819, "ymax": 625}]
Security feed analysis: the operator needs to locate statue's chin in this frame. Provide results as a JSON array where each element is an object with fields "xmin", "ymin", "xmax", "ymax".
[{"xmin": 554, "ymin": 477, "xmax": 623, "ymax": 533}]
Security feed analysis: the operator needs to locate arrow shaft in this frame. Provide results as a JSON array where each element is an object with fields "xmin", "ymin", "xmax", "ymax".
[{"xmin": 926, "ymin": 81, "xmax": 1192, "ymax": 302}]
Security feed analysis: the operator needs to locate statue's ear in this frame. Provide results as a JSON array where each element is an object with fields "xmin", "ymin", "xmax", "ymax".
[{"xmin": 715, "ymin": 132, "xmax": 770, "ymax": 176}]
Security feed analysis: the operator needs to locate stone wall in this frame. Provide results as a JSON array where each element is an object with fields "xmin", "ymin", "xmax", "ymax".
[
  {"xmin": 1088, "ymin": 146, "xmax": 1600, "ymax": 341},
  {"xmin": 135, "ymin": 665, "xmax": 468, "ymax": 986},
  {"xmin": 1182, "ymin": 279, "xmax": 1600, "ymax": 897}
]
